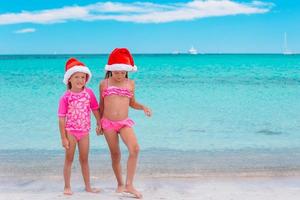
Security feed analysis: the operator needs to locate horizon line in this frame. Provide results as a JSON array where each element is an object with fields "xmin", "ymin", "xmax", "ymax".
[{"xmin": 0, "ymin": 53, "xmax": 299, "ymax": 56}]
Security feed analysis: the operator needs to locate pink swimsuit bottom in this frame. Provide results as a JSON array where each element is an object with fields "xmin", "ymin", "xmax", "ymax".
[
  {"xmin": 67, "ymin": 130, "xmax": 89, "ymax": 141},
  {"xmin": 101, "ymin": 117, "xmax": 135, "ymax": 133}
]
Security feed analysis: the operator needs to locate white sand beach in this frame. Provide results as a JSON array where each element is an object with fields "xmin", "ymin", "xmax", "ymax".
[
  {"xmin": 1, "ymin": 149, "xmax": 300, "ymax": 199},
  {"xmin": 1, "ymin": 175, "xmax": 300, "ymax": 200}
]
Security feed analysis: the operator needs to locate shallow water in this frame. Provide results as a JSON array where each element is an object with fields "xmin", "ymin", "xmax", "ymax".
[{"xmin": 1, "ymin": 54, "xmax": 300, "ymax": 152}]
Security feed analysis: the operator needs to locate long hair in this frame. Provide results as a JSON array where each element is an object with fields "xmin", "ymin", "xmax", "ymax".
[{"xmin": 105, "ymin": 71, "xmax": 128, "ymax": 79}]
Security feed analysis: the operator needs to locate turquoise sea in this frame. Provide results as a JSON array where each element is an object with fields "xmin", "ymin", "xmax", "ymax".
[{"xmin": 1, "ymin": 54, "xmax": 300, "ymax": 176}]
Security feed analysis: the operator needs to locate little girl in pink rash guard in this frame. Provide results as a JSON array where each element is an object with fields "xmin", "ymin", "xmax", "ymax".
[
  {"xmin": 58, "ymin": 87, "xmax": 98, "ymax": 140},
  {"xmin": 58, "ymin": 57, "xmax": 101, "ymax": 195}
]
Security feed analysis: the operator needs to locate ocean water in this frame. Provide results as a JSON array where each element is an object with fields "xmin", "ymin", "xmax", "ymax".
[{"xmin": 1, "ymin": 54, "xmax": 300, "ymax": 176}]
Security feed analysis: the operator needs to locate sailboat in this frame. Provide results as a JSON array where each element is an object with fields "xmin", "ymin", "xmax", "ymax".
[
  {"xmin": 283, "ymin": 32, "xmax": 292, "ymax": 55},
  {"xmin": 188, "ymin": 46, "xmax": 198, "ymax": 55}
]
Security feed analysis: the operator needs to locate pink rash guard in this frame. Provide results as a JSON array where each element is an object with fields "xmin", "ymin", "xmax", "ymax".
[{"xmin": 58, "ymin": 88, "xmax": 99, "ymax": 141}]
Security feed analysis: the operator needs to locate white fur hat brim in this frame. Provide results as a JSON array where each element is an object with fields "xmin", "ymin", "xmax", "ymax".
[
  {"xmin": 63, "ymin": 65, "xmax": 92, "ymax": 85},
  {"xmin": 105, "ymin": 64, "xmax": 137, "ymax": 72}
]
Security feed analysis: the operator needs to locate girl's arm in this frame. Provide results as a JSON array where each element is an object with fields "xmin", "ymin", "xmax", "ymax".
[
  {"xmin": 87, "ymin": 87, "xmax": 102, "ymax": 135},
  {"xmin": 99, "ymin": 80, "xmax": 105, "ymax": 119},
  {"xmin": 89, "ymin": 88, "xmax": 101, "ymax": 124},
  {"xmin": 95, "ymin": 81, "xmax": 105, "ymax": 135},
  {"xmin": 58, "ymin": 117, "xmax": 69, "ymax": 149},
  {"xmin": 129, "ymin": 80, "xmax": 152, "ymax": 117},
  {"xmin": 92, "ymin": 110, "xmax": 101, "ymax": 122},
  {"xmin": 92, "ymin": 109, "xmax": 101, "ymax": 126},
  {"xmin": 92, "ymin": 109, "xmax": 102, "ymax": 135}
]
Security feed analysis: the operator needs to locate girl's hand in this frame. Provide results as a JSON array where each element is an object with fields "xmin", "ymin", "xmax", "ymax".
[
  {"xmin": 143, "ymin": 106, "xmax": 152, "ymax": 117},
  {"xmin": 96, "ymin": 124, "xmax": 103, "ymax": 135},
  {"xmin": 61, "ymin": 138, "xmax": 69, "ymax": 149}
]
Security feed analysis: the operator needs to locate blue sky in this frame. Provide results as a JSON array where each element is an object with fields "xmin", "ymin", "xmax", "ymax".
[{"xmin": 0, "ymin": 0, "xmax": 299, "ymax": 54}]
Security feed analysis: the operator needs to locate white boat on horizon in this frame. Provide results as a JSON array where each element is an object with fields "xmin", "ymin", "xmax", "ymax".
[{"xmin": 188, "ymin": 46, "xmax": 198, "ymax": 55}]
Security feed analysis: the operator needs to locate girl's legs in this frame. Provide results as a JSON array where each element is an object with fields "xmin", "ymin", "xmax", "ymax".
[
  {"xmin": 64, "ymin": 133, "xmax": 77, "ymax": 195},
  {"xmin": 78, "ymin": 134, "xmax": 100, "ymax": 193},
  {"xmin": 104, "ymin": 130, "xmax": 125, "ymax": 192},
  {"xmin": 119, "ymin": 127, "xmax": 142, "ymax": 198}
]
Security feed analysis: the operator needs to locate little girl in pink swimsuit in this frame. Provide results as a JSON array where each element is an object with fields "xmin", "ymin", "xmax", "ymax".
[
  {"xmin": 58, "ymin": 58, "xmax": 101, "ymax": 195},
  {"xmin": 99, "ymin": 48, "xmax": 152, "ymax": 198}
]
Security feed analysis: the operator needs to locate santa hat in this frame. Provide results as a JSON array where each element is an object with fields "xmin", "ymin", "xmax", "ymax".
[
  {"xmin": 105, "ymin": 48, "xmax": 137, "ymax": 72},
  {"xmin": 63, "ymin": 58, "xmax": 92, "ymax": 85}
]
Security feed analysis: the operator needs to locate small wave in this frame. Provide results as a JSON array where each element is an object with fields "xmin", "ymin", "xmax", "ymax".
[
  {"xmin": 188, "ymin": 129, "xmax": 206, "ymax": 133},
  {"xmin": 256, "ymin": 129, "xmax": 283, "ymax": 135}
]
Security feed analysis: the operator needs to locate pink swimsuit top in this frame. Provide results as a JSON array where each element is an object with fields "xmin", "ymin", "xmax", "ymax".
[{"xmin": 102, "ymin": 79, "xmax": 133, "ymax": 99}]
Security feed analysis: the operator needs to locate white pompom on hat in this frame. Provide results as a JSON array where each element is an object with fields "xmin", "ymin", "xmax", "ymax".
[
  {"xmin": 105, "ymin": 48, "xmax": 137, "ymax": 72},
  {"xmin": 63, "ymin": 58, "xmax": 92, "ymax": 85}
]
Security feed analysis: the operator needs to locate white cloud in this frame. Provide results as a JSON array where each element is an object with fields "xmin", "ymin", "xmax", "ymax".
[
  {"xmin": 14, "ymin": 28, "xmax": 36, "ymax": 34},
  {"xmin": 251, "ymin": 1, "xmax": 274, "ymax": 7},
  {"xmin": 0, "ymin": 0, "xmax": 274, "ymax": 25}
]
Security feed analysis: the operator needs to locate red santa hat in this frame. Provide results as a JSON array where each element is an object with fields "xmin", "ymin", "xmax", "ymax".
[
  {"xmin": 105, "ymin": 48, "xmax": 137, "ymax": 72},
  {"xmin": 63, "ymin": 58, "xmax": 92, "ymax": 85}
]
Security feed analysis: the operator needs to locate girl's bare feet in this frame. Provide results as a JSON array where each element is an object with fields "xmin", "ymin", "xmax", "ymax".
[
  {"xmin": 124, "ymin": 185, "xmax": 143, "ymax": 199},
  {"xmin": 85, "ymin": 187, "xmax": 101, "ymax": 193},
  {"xmin": 63, "ymin": 187, "xmax": 73, "ymax": 195},
  {"xmin": 116, "ymin": 184, "xmax": 125, "ymax": 193}
]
